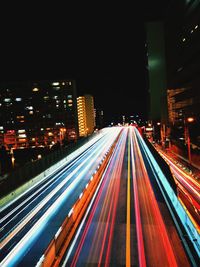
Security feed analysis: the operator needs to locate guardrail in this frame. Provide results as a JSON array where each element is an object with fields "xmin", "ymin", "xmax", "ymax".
[{"xmin": 0, "ymin": 133, "xmax": 100, "ymax": 201}]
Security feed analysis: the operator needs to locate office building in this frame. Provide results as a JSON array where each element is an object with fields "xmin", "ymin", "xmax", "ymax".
[
  {"xmin": 164, "ymin": 0, "xmax": 200, "ymax": 145},
  {"xmin": 94, "ymin": 108, "xmax": 104, "ymax": 129},
  {"xmin": 146, "ymin": 21, "xmax": 168, "ymax": 124},
  {"xmin": 77, "ymin": 94, "xmax": 95, "ymax": 137},
  {"xmin": 0, "ymin": 79, "xmax": 79, "ymax": 149}
]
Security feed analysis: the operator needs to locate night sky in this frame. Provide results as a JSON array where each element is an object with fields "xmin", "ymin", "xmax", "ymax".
[{"xmin": 1, "ymin": 1, "xmax": 170, "ymax": 124}]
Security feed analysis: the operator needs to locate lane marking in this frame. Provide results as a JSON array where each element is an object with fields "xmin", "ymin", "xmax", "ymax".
[{"xmin": 126, "ymin": 130, "xmax": 131, "ymax": 267}]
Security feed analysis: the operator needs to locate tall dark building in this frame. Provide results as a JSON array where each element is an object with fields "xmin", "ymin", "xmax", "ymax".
[
  {"xmin": 146, "ymin": 21, "xmax": 168, "ymax": 124},
  {"xmin": 94, "ymin": 108, "xmax": 104, "ymax": 129},
  {"xmin": 164, "ymin": 0, "xmax": 200, "ymax": 146},
  {"xmin": 0, "ymin": 79, "xmax": 79, "ymax": 149},
  {"xmin": 145, "ymin": 1, "xmax": 200, "ymax": 147}
]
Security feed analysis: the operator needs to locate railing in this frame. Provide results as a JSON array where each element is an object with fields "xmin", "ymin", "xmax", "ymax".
[{"xmin": 0, "ymin": 135, "xmax": 96, "ymax": 199}]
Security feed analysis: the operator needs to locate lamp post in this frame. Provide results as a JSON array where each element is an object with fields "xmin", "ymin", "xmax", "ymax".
[{"xmin": 184, "ymin": 117, "xmax": 194, "ymax": 164}]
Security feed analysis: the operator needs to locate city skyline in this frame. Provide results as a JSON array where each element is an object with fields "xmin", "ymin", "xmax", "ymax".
[
  {"xmin": 1, "ymin": 2, "xmax": 199, "ymax": 265},
  {"xmin": 0, "ymin": 2, "xmax": 170, "ymax": 123}
]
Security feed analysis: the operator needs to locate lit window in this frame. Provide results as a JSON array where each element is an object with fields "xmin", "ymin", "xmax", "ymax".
[
  {"xmin": 4, "ymin": 98, "xmax": 11, "ymax": 102},
  {"xmin": 15, "ymin": 98, "xmax": 22, "ymax": 101},
  {"xmin": 33, "ymin": 88, "xmax": 39, "ymax": 92},
  {"xmin": 67, "ymin": 95, "xmax": 72, "ymax": 99},
  {"xmin": 17, "ymin": 115, "xmax": 25, "ymax": 119},
  {"xmin": 182, "ymin": 38, "xmax": 186, "ymax": 42},
  {"xmin": 25, "ymin": 106, "xmax": 33, "ymax": 110},
  {"xmin": 18, "ymin": 134, "xmax": 27, "ymax": 138},
  {"xmin": 195, "ymin": 25, "xmax": 198, "ymax": 29},
  {"xmin": 52, "ymin": 82, "xmax": 59, "ymax": 86},
  {"xmin": 29, "ymin": 111, "xmax": 34, "ymax": 115}
]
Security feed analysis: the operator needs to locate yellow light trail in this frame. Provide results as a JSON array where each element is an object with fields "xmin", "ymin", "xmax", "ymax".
[{"xmin": 126, "ymin": 130, "xmax": 131, "ymax": 267}]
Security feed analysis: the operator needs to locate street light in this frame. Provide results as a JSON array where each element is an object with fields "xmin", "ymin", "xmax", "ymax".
[{"xmin": 184, "ymin": 117, "xmax": 194, "ymax": 164}]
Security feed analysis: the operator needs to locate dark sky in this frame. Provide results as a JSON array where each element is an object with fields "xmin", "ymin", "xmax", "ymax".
[{"xmin": 0, "ymin": 1, "xmax": 170, "ymax": 123}]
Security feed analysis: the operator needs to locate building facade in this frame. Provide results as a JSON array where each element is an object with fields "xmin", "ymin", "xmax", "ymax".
[
  {"xmin": 164, "ymin": 0, "xmax": 200, "ymax": 146},
  {"xmin": 146, "ymin": 21, "xmax": 168, "ymax": 124},
  {"xmin": 0, "ymin": 79, "xmax": 79, "ymax": 149},
  {"xmin": 77, "ymin": 94, "xmax": 95, "ymax": 137}
]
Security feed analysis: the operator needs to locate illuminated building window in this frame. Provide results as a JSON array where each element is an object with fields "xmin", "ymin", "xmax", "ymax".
[
  {"xmin": 18, "ymin": 134, "xmax": 27, "ymax": 138},
  {"xmin": 25, "ymin": 106, "xmax": 33, "ymax": 110},
  {"xmin": 17, "ymin": 115, "xmax": 25, "ymax": 119},
  {"xmin": 67, "ymin": 95, "xmax": 72, "ymax": 99},
  {"xmin": 52, "ymin": 82, "xmax": 59, "ymax": 86},
  {"xmin": 18, "ymin": 129, "xmax": 25, "ymax": 133},
  {"xmin": 15, "ymin": 98, "xmax": 22, "ymax": 101},
  {"xmin": 32, "ymin": 87, "xmax": 39, "ymax": 92},
  {"xmin": 4, "ymin": 98, "xmax": 11, "ymax": 102}
]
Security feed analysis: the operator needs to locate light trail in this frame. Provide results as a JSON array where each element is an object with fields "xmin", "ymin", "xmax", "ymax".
[
  {"xmin": 68, "ymin": 128, "xmax": 127, "ymax": 266},
  {"xmin": 132, "ymin": 127, "xmax": 178, "ymax": 266},
  {"xmin": 159, "ymin": 151, "xmax": 199, "ymax": 197},
  {"xmin": 130, "ymin": 127, "xmax": 146, "ymax": 267},
  {"xmin": 0, "ymin": 135, "xmax": 112, "ymax": 249},
  {"xmin": 0, "ymin": 127, "xmax": 122, "ymax": 266},
  {"xmin": 126, "ymin": 128, "xmax": 131, "ymax": 267}
]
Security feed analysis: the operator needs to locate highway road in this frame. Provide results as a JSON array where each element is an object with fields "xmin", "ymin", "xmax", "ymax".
[
  {"xmin": 0, "ymin": 127, "xmax": 121, "ymax": 266},
  {"xmin": 0, "ymin": 126, "xmax": 198, "ymax": 266},
  {"xmin": 61, "ymin": 127, "xmax": 193, "ymax": 267}
]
